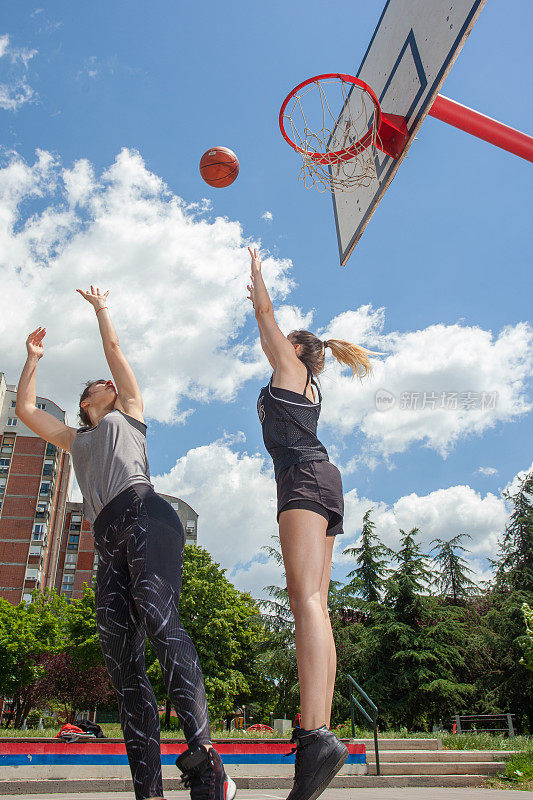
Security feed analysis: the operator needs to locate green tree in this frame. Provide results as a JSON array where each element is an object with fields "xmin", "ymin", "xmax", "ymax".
[
  {"xmin": 352, "ymin": 529, "xmax": 478, "ymax": 729},
  {"xmin": 258, "ymin": 537, "xmax": 298, "ymax": 721},
  {"xmin": 0, "ymin": 590, "xmax": 68, "ymax": 728},
  {"xmin": 66, "ymin": 585, "xmax": 103, "ymax": 669},
  {"xmin": 147, "ymin": 545, "xmax": 268, "ymax": 722},
  {"xmin": 495, "ymin": 470, "xmax": 533, "ymax": 593},
  {"xmin": 343, "ymin": 509, "xmax": 392, "ymax": 602},
  {"xmin": 518, "ymin": 603, "xmax": 533, "ymax": 673},
  {"xmin": 483, "ymin": 470, "xmax": 533, "ymax": 732},
  {"xmin": 430, "ymin": 533, "xmax": 479, "ymax": 602}
]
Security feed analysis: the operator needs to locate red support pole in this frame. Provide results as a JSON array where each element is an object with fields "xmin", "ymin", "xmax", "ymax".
[{"xmin": 428, "ymin": 94, "xmax": 533, "ymax": 163}]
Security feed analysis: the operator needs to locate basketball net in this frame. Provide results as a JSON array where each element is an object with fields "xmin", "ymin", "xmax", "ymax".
[{"xmin": 281, "ymin": 76, "xmax": 381, "ymax": 193}]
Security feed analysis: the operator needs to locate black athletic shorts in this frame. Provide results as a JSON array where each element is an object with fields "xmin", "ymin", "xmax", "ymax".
[{"xmin": 276, "ymin": 459, "xmax": 344, "ymax": 536}]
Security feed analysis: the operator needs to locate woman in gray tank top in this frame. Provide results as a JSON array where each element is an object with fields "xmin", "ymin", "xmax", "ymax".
[{"xmin": 16, "ymin": 288, "xmax": 235, "ymax": 800}]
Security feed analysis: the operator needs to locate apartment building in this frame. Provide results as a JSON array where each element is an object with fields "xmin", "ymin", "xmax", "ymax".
[{"xmin": 0, "ymin": 372, "xmax": 72, "ymax": 605}]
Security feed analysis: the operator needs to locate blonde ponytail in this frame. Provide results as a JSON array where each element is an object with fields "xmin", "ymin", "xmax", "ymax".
[
  {"xmin": 325, "ymin": 338, "xmax": 378, "ymax": 380},
  {"xmin": 288, "ymin": 329, "xmax": 380, "ymax": 381}
]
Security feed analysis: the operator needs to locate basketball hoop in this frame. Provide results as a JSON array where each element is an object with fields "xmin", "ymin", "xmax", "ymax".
[{"xmin": 279, "ymin": 73, "xmax": 408, "ymax": 193}]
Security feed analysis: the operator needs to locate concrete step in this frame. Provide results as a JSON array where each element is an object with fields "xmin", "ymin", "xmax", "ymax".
[
  {"xmin": 359, "ymin": 738, "xmax": 441, "ymax": 750},
  {"xmin": 366, "ymin": 749, "xmax": 514, "ymax": 763},
  {"xmin": 0, "ymin": 774, "xmax": 492, "ymax": 794},
  {"xmin": 368, "ymin": 761, "xmax": 505, "ymax": 776}
]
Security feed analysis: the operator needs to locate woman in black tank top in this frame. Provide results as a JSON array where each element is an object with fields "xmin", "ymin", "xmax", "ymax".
[{"xmin": 248, "ymin": 247, "xmax": 375, "ymax": 800}]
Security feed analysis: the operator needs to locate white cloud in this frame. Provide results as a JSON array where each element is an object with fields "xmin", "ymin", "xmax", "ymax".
[
  {"xmin": 317, "ymin": 309, "xmax": 533, "ymax": 458},
  {"xmin": 334, "ymin": 481, "xmax": 510, "ymax": 572},
  {"xmin": 150, "ymin": 434, "xmax": 528, "ymax": 598},
  {"xmin": 261, "ymin": 211, "xmax": 273, "ymax": 222},
  {"xmin": 0, "ymin": 148, "xmax": 293, "ymax": 425},
  {"xmin": 0, "ymin": 34, "xmax": 37, "ymax": 111},
  {"xmin": 152, "ymin": 435, "xmax": 282, "ymax": 599},
  {"xmin": 478, "ymin": 466, "xmax": 498, "ymax": 476},
  {"xmin": 1, "ymin": 147, "xmax": 530, "ymax": 462}
]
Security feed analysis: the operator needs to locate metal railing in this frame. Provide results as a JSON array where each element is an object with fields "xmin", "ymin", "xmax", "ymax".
[{"xmin": 347, "ymin": 674, "xmax": 380, "ymax": 775}]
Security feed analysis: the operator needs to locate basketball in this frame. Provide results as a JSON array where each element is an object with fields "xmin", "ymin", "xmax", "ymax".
[{"xmin": 199, "ymin": 146, "xmax": 239, "ymax": 188}]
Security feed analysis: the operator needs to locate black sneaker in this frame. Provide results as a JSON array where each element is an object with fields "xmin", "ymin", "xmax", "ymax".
[
  {"xmin": 176, "ymin": 745, "xmax": 237, "ymax": 800},
  {"xmin": 285, "ymin": 725, "xmax": 349, "ymax": 800}
]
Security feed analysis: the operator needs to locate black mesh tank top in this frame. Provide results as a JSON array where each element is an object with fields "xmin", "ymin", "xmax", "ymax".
[{"xmin": 257, "ymin": 366, "xmax": 329, "ymax": 480}]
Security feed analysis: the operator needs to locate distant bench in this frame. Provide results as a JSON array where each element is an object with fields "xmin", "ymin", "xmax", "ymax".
[{"xmin": 452, "ymin": 713, "xmax": 516, "ymax": 737}]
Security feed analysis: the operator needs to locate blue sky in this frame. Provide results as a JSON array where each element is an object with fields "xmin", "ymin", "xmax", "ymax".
[{"xmin": 1, "ymin": 1, "xmax": 532, "ymax": 596}]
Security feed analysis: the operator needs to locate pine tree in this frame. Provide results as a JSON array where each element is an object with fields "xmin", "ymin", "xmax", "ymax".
[
  {"xmin": 482, "ymin": 469, "xmax": 533, "ymax": 731},
  {"xmin": 495, "ymin": 470, "xmax": 533, "ymax": 593},
  {"xmin": 386, "ymin": 528, "xmax": 432, "ymax": 619},
  {"xmin": 343, "ymin": 509, "xmax": 392, "ymax": 602},
  {"xmin": 430, "ymin": 533, "xmax": 479, "ymax": 602}
]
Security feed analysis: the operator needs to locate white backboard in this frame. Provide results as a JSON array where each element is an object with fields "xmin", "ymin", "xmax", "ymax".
[{"xmin": 333, "ymin": 0, "xmax": 487, "ymax": 265}]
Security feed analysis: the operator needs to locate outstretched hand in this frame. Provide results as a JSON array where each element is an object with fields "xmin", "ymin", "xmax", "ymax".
[
  {"xmin": 248, "ymin": 246, "xmax": 262, "ymax": 274},
  {"xmin": 247, "ymin": 247, "xmax": 262, "ymax": 308},
  {"xmin": 26, "ymin": 327, "xmax": 46, "ymax": 360},
  {"xmin": 76, "ymin": 285, "xmax": 109, "ymax": 311}
]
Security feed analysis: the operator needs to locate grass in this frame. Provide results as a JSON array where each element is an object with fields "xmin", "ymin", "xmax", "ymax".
[{"xmin": 487, "ymin": 750, "xmax": 533, "ymax": 790}]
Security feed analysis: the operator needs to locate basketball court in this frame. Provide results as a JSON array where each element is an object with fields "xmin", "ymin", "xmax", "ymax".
[{"xmin": 0, "ymin": 789, "xmax": 531, "ymax": 800}]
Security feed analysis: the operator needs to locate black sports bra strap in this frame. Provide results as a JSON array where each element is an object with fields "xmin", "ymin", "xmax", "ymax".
[{"xmin": 304, "ymin": 366, "xmax": 312, "ymax": 392}]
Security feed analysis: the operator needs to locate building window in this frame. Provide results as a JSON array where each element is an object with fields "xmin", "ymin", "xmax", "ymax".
[
  {"xmin": 45, "ymin": 443, "xmax": 56, "ymax": 457},
  {"xmin": 185, "ymin": 520, "xmax": 196, "ymax": 533},
  {"xmin": 6, "ymin": 418, "xmax": 17, "ymax": 427},
  {"xmin": 36, "ymin": 403, "xmax": 46, "ymax": 410},
  {"xmin": 67, "ymin": 533, "xmax": 79, "ymax": 550},
  {"xmin": 11, "ymin": 400, "xmax": 16, "ymax": 408},
  {"xmin": 42, "ymin": 460, "xmax": 55, "ymax": 476},
  {"xmin": 25, "ymin": 568, "xmax": 40, "ymax": 580},
  {"xmin": 0, "ymin": 458, "xmax": 10, "ymax": 472},
  {"xmin": 65, "ymin": 552, "xmax": 77, "ymax": 565},
  {"xmin": 62, "ymin": 575, "xmax": 74, "ymax": 592},
  {"xmin": 29, "ymin": 545, "xmax": 42, "ymax": 557},
  {"xmin": 1, "ymin": 444, "xmax": 13, "ymax": 454},
  {"xmin": 22, "ymin": 593, "xmax": 33, "ymax": 605},
  {"xmin": 33, "ymin": 522, "xmax": 46, "ymax": 534},
  {"xmin": 0, "ymin": 479, "xmax": 6, "ymax": 496},
  {"xmin": 39, "ymin": 482, "xmax": 50, "ymax": 496}
]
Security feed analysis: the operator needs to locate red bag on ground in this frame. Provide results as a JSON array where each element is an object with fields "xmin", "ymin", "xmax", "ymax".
[{"xmin": 55, "ymin": 723, "xmax": 87, "ymax": 740}]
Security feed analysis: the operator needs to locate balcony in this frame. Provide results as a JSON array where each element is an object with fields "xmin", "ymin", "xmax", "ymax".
[{"xmin": 45, "ymin": 444, "xmax": 57, "ymax": 457}]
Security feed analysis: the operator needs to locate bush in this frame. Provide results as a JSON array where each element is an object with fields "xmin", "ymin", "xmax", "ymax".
[
  {"xmin": 159, "ymin": 713, "xmax": 183, "ymax": 733},
  {"xmin": 500, "ymin": 751, "xmax": 533, "ymax": 784}
]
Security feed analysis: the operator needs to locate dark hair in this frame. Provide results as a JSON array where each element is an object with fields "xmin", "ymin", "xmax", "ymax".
[
  {"xmin": 79, "ymin": 380, "xmax": 106, "ymax": 427},
  {"xmin": 289, "ymin": 329, "xmax": 375, "ymax": 380}
]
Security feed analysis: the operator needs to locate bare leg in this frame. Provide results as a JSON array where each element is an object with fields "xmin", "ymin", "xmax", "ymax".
[
  {"xmin": 320, "ymin": 536, "xmax": 336, "ymax": 728},
  {"xmin": 279, "ymin": 508, "xmax": 330, "ymax": 731}
]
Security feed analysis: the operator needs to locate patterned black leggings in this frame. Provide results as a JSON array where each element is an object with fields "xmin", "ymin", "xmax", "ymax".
[{"xmin": 93, "ymin": 484, "xmax": 211, "ymax": 800}]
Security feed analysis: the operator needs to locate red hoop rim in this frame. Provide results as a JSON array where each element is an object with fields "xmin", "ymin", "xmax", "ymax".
[{"xmin": 279, "ymin": 73, "xmax": 382, "ymax": 165}]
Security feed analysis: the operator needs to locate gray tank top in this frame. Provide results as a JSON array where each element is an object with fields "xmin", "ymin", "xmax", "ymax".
[{"xmin": 70, "ymin": 409, "xmax": 153, "ymax": 523}]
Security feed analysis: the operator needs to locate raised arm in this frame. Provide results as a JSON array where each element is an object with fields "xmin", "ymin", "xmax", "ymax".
[
  {"xmin": 15, "ymin": 328, "xmax": 77, "ymax": 452},
  {"xmin": 246, "ymin": 247, "xmax": 297, "ymax": 370},
  {"xmin": 76, "ymin": 286, "xmax": 143, "ymax": 422}
]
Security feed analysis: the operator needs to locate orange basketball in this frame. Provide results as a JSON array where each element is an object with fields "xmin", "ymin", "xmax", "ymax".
[{"xmin": 199, "ymin": 146, "xmax": 239, "ymax": 188}]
